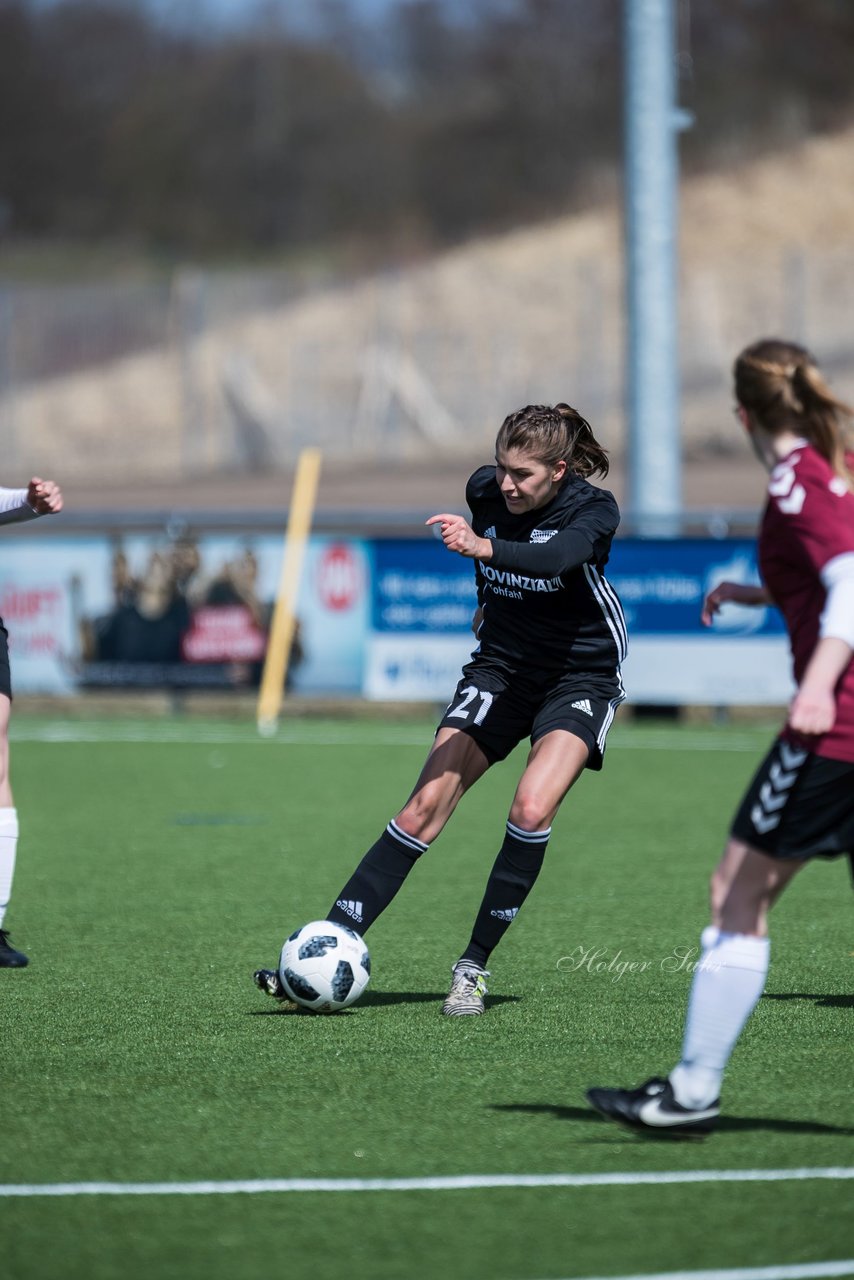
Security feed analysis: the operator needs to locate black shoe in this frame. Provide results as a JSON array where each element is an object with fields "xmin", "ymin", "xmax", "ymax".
[
  {"xmin": 0, "ymin": 929, "xmax": 29, "ymax": 968},
  {"xmin": 586, "ymin": 1076, "xmax": 719, "ymax": 1137},
  {"xmin": 253, "ymin": 967, "xmax": 298, "ymax": 1008}
]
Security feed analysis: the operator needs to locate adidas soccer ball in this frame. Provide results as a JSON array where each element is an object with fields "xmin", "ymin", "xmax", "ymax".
[{"xmin": 278, "ymin": 920, "xmax": 371, "ymax": 1014}]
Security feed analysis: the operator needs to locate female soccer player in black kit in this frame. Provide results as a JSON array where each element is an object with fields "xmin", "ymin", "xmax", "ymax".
[{"xmin": 255, "ymin": 403, "xmax": 628, "ymax": 1014}]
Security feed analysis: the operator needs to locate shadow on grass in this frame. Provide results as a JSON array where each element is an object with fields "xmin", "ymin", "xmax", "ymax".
[
  {"xmin": 248, "ymin": 1006, "xmax": 353, "ymax": 1016},
  {"xmin": 247, "ymin": 990, "xmax": 522, "ymax": 1015},
  {"xmin": 491, "ymin": 1102, "xmax": 854, "ymax": 1137},
  {"xmin": 359, "ymin": 990, "xmax": 521, "ymax": 1009},
  {"xmin": 763, "ymin": 992, "xmax": 854, "ymax": 1009}
]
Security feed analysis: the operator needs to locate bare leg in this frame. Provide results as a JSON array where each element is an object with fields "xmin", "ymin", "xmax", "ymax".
[
  {"xmin": 456, "ymin": 730, "xmax": 590, "ymax": 972},
  {"xmin": 0, "ymin": 694, "xmax": 12, "ymax": 808},
  {"xmin": 394, "ymin": 727, "xmax": 492, "ymax": 843},
  {"xmin": 508, "ymin": 729, "xmax": 590, "ymax": 830},
  {"xmin": 327, "ymin": 728, "xmax": 491, "ymax": 933},
  {"xmin": 710, "ymin": 837, "xmax": 802, "ymax": 933},
  {"xmin": 0, "ymin": 695, "xmax": 23, "ymax": 958}
]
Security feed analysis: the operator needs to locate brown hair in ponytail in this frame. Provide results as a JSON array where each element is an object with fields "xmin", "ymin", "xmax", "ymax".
[
  {"xmin": 734, "ymin": 338, "xmax": 854, "ymax": 490},
  {"xmin": 495, "ymin": 403, "xmax": 610, "ymax": 479}
]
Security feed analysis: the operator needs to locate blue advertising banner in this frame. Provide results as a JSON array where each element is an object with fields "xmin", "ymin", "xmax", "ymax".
[
  {"xmin": 606, "ymin": 538, "xmax": 792, "ymax": 706},
  {"xmin": 0, "ymin": 529, "xmax": 795, "ymax": 706},
  {"xmin": 372, "ymin": 539, "xmax": 477, "ymax": 633},
  {"xmin": 366, "ymin": 537, "xmax": 794, "ymax": 705},
  {"xmin": 607, "ymin": 539, "xmax": 785, "ymax": 637},
  {"xmin": 366, "ymin": 539, "xmax": 478, "ymax": 698}
]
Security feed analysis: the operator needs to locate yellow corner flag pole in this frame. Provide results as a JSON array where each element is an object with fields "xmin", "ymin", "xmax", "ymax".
[{"xmin": 257, "ymin": 447, "xmax": 322, "ymax": 736}]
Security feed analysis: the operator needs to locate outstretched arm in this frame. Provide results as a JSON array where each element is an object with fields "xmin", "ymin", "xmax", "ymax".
[
  {"xmin": 701, "ymin": 581, "xmax": 773, "ymax": 626},
  {"xmin": 0, "ymin": 477, "xmax": 63, "ymax": 526},
  {"xmin": 27, "ymin": 477, "xmax": 63, "ymax": 516},
  {"xmin": 427, "ymin": 514, "xmax": 491, "ymax": 560},
  {"xmin": 426, "ymin": 513, "xmax": 598, "ymax": 576}
]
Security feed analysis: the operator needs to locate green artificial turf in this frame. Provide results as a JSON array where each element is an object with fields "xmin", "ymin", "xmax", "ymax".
[{"xmin": 2, "ymin": 716, "xmax": 853, "ymax": 1279}]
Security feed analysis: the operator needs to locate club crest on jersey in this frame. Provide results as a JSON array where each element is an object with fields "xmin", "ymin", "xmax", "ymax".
[{"xmin": 530, "ymin": 528, "xmax": 558, "ymax": 543}]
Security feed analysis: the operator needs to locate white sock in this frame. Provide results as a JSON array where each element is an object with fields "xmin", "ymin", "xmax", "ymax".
[
  {"xmin": 669, "ymin": 927, "xmax": 770, "ymax": 1109},
  {"xmin": 0, "ymin": 807, "xmax": 19, "ymax": 929}
]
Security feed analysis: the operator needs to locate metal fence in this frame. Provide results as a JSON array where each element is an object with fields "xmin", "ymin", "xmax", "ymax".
[{"xmin": 2, "ymin": 239, "xmax": 853, "ymax": 487}]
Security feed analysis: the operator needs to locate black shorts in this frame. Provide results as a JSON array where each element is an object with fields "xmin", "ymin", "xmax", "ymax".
[
  {"xmin": 0, "ymin": 622, "xmax": 10, "ymax": 701},
  {"xmin": 437, "ymin": 655, "xmax": 625, "ymax": 770},
  {"xmin": 730, "ymin": 736, "xmax": 854, "ymax": 861}
]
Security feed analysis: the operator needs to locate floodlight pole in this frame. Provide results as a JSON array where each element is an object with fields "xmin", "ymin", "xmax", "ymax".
[{"xmin": 624, "ymin": 0, "xmax": 691, "ymax": 535}]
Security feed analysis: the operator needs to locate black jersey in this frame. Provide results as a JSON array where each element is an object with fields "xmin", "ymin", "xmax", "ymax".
[{"xmin": 466, "ymin": 465, "xmax": 628, "ymax": 675}]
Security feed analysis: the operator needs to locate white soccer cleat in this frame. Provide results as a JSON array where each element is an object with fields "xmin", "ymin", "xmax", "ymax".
[{"xmin": 442, "ymin": 961, "xmax": 490, "ymax": 1016}]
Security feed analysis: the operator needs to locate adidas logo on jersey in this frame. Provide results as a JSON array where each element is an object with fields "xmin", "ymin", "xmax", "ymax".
[
  {"xmin": 530, "ymin": 528, "xmax": 558, "ymax": 543},
  {"xmin": 490, "ymin": 907, "xmax": 519, "ymax": 922},
  {"xmin": 484, "ymin": 525, "xmax": 497, "ymax": 539},
  {"xmin": 336, "ymin": 899, "xmax": 364, "ymax": 923},
  {"xmin": 571, "ymin": 698, "xmax": 593, "ymax": 716}
]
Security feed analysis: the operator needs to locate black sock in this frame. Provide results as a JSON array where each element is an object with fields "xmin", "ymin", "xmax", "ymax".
[
  {"xmin": 326, "ymin": 820, "xmax": 429, "ymax": 934},
  {"xmin": 459, "ymin": 820, "xmax": 551, "ymax": 968}
]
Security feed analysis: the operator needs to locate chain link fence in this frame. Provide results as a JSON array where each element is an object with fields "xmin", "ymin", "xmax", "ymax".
[{"xmin": 2, "ymin": 237, "xmax": 853, "ymax": 486}]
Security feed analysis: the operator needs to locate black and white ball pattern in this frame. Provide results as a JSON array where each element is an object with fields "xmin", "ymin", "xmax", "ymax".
[{"xmin": 278, "ymin": 920, "xmax": 371, "ymax": 1013}]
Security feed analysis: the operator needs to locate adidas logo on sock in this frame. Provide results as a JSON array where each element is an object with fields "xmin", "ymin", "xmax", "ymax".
[
  {"xmin": 490, "ymin": 907, "xmax": 519, "ymax": 922},
  {"xmin": 336, "ymin": 899, "xmax": 364, "ymax": 923},
  {"xmin": 571, "ymin": 698, "xmax": 593, "ymax": 716}
]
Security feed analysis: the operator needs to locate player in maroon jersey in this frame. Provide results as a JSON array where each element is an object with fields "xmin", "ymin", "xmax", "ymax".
[{"xmin": 587, "ymin": 338, "xmax": 854, "ymax": 1135}]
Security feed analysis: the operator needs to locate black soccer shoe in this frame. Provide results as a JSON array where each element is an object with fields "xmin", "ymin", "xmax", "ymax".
[
  {"xmin": 586, "ymin": 1076, "xmax": 719, "ymax": 1138},
  {"xmin": 253, "ymin": 968, "xmax": 299, "ymax": 1009},
  {"xmin": 0, "ymin": 929, "xmax": 29, "ymax": 968}
]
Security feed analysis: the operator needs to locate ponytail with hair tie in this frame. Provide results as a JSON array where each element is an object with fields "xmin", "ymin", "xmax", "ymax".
[
  {"xmin": 735, "ymin": 338, "xmax": 854, "ymax": 492},
  {"xmin": 496, "ymin": 403, "xmax": 610, "ymax": 480}
]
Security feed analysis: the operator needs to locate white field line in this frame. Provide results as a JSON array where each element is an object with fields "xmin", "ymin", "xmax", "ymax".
[
  {"xmin": 2, "ymin": 1166, "xmax": 853, "ymax": 1199},
  {"xmin": 9, "ymin": 722, "xmax": 429, "ymax": 747},
  {"xmin": 9, "ymin": 722, "xmax": 770, "ymax": 751},
  {"xmin": 541, "ymin": 1263, "xmax": 854, "ymax": 1280}
]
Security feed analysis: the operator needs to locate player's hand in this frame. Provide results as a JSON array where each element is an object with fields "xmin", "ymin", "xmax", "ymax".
[
  {"xmin": 426, "ymin": 514, "xmax": 490, "ymax": 560},
  {"xmin": 27, "ymin": 477, "xmax": 63, "ymax": 515},
  {"xmin": 701, "ymin": 581, "xmax": 773, "ymax": 625},
  {"xmin": 700, "ymin": 581, "xmax": 738, "ymax": 626},
  {"xmin": 788, "ymin": 687, "xmax": 836, "ymax": 736}
]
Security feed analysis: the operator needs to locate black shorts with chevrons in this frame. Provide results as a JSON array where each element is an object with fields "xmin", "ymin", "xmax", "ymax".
[{"xmin": 730, "ymin": 735, "xmax": 854, "ymax": 860}]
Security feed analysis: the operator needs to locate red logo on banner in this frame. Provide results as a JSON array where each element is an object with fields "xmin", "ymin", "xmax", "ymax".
[
  {"xmin": 318, "ymin": 543, "xmax": 361, "ymax": 612},
  {"xmin": 0, "ymin": 586, "xmax": 63, "ymax": 657},
  {"xmin": 0, "ymin": 587, "xmax": 62, "ymax": 620},
  {"xmin": 181, "ymin": 606, "xmax": 267, "ymax": 663}
]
